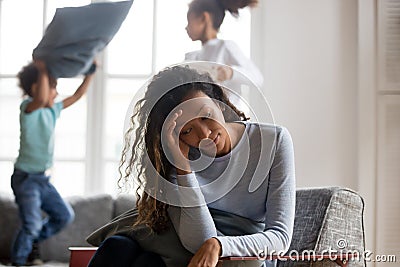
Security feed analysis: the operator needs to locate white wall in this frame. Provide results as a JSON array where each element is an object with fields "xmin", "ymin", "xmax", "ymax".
[
  {"xmin": 251, "ymin": 0, "xmax": 358, "ymax": 189},
  {"xmin": 250, "ymin": 2, "xmax": 383, "ymax": 264}
]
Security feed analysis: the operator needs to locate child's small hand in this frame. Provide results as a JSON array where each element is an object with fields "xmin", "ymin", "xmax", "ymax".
[
  {"xmin": 33, "ymin": 60, "xmax": 47, "ymax": 72},
  {"xmin": 216, "ymin": 66, "xmax": 233, "ymax": 82},
  {"xmin": 85, "ymin": 60, "xmax": 97, "ymax": 75}
]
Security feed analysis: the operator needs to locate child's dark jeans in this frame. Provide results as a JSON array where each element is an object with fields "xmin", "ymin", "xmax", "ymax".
[{"xmin": 10, "ymin": 168, "xmax": 74, "ymax": 265}]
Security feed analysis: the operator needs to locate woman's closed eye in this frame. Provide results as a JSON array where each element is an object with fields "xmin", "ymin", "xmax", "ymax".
[{"xmin": 180, "ymin": 127, "xmax": 192, "ymax": 135}]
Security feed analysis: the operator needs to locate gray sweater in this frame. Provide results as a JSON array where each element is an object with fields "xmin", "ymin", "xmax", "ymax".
[{"xmin": 168, "ymin": 122, "xmax": 296, "ymax": 258}]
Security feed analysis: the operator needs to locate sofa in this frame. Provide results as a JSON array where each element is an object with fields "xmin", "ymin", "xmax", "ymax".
[
  {"xmin": 0, "ymin": 187, "xmax": 365, "ymax": 267},
  {"xmin": 0, "ymin": 193, "xmax": 135, "ymax": 267}
]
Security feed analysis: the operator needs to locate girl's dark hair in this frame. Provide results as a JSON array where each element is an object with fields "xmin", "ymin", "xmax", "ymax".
[
  {"xmin": 17, "ymin": 62, "xmax": 39, "ymax": 97},
  {"xmin": 119, "ymin": 65, "xmax": 248, "ymax": 233},
  {"xmin": 188, "ymin": 0, "xmax": 258, "ymax": 30}
]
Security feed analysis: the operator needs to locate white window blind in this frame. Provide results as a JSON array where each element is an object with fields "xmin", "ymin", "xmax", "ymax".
[
  {"xmin": 376, "ymin": 0, "xmax": 400, "ymax": 264},
  {"xmin": 378, "ymin": 0, "xmax": 400, "ymax": 92},
  {"xmin": 376, "ymin": 96, "xmax": 400, "ymax": 262}
]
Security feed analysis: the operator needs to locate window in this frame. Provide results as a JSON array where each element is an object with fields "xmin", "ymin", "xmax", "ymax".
[{"xmin": 0, "ymin": 0, "xmax": 251, "ymax": 196}]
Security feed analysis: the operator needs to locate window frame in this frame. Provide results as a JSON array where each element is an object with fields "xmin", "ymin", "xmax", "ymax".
[{"xmin": 0, "ymin": 0, "xmax": 254, "ymax": 196}]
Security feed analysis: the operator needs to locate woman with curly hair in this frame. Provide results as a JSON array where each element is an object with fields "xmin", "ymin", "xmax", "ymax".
[{"xmin": 88, "ymin": 65, "xmax": 295, "ymax": 267}]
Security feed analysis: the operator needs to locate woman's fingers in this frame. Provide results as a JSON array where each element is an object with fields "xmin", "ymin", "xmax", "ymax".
[
  {"xmin": 166, "ymin": 110, "xmax": 182, "ymax": 138},
  {"xmin": 162, "ymin": 110, "xmax": 191, "ymax": 172},
  {"xmin": 166, "ymin": 119, "xmax": 176, "ymax": 137}
]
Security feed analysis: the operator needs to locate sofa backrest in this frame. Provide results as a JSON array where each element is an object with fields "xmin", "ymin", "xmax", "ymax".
[
  {"xmin": 113, "ymin": 193, "xmax": 136, "ymax": 218},
  {"xmin": 0, "ymin": 193, "xmax": 21, "ymax": 261},
  {"xmin": 0, "ymin": 193, "xmax": 116, "ymax": 263},
  {"xmin": 1, "ymin": 188, "xmax": 365, "ymax": 266},
  {"xmin": 41, "ymin": 194, "xmax": 115, "ymax": 262}
]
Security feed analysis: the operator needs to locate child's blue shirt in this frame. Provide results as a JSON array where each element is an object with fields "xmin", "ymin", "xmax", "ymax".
[{"xmin": 14, "ymin": 99, "xmax": 63, "ymax": 173}]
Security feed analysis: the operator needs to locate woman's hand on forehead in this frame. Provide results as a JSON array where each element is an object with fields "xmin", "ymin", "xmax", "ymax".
[{"xmin": 174, "ymin": 96, "xmax": 222, "ymax": 126}]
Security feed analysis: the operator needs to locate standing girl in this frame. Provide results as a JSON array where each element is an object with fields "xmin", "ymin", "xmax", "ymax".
[{"xmin": 185, "ymin": 0, "xmax": 263, "ymax": 89}]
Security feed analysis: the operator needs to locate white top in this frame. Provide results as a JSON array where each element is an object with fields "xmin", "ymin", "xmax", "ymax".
[{"xmin": 185, "ymin": 38, "xmax": 264, "ymax": 89}]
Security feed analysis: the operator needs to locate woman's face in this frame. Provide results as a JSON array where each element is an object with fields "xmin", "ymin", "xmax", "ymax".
[
  {"xmin": 174, "ymin": 90, "xmax": 232, "ymax": 156},
  {"xmin": 185, "ymin": 12, "xmax": 205, "ymax": 41}
]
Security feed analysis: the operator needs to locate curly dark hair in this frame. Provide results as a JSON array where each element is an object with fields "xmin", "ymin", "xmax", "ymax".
[
  {"xmin": 17, "ymin": 62, "xmax": 39, "ymax": 97},
  {"xmin": 119, "ymin": 65, "xmax": 248, "ymax": 233}
]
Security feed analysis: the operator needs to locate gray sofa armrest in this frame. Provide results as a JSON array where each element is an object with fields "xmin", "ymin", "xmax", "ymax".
[
  {"xmin": 314, "ymin": 188, "xmax": 365, "ymax": 267},
  {"xmin": 278, "ymin": 187, "xmax": 365, "ymax": 267}
]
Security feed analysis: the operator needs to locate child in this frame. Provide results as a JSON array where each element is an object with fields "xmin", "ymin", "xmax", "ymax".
[
  {"xmin": 185, "ymin": 0, "xmax": 263, "ymax": 89},
  {"xmin": 10, "ymin": 60, "xmax": 96, "ymax": 266},
  {"xmin": 87, "ymin": 64, "xmax": 295, "ymax": 267}
]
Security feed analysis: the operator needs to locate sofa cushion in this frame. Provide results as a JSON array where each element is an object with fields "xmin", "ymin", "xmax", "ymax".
[
  {"xmin": 32, "ymin": 1, "xmax": 133, "ymax": 78},
  {"xmin": 40, "ymin": 194, "xmax": 114, "ymax": 262},
  {"xmin": 0, "ymin": 193, "xmax": 20, "ymax": 261},
  {"xmin": 113, "ymin": 193, "xmax": 136, "ymax": 218}
]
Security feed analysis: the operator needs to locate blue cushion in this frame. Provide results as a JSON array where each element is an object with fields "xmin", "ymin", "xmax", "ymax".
[{"xmin": 33, "ymin": 0, "xmax": 133, "ymax": 78}]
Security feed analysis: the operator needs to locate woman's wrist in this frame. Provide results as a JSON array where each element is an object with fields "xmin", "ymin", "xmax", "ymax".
[
  {"xmin": 176, "ymin": 169, "xmax": 191, "ymax": 175},
  {"xmin": 210, "ymin": 237, "xmax": 222, "ymax": 256},
  {"xmin": 175, "ymin": 160, "xmax": 192, "ymax": 175}
]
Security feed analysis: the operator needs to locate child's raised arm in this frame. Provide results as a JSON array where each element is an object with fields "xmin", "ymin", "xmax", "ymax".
[
  {"xmin": 25, "ymin": 60, "xmax": 50, "ymax": 113},
  {"xmin": 62, "ymin": 64, "xmax": 96, "ymax": 109}
]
